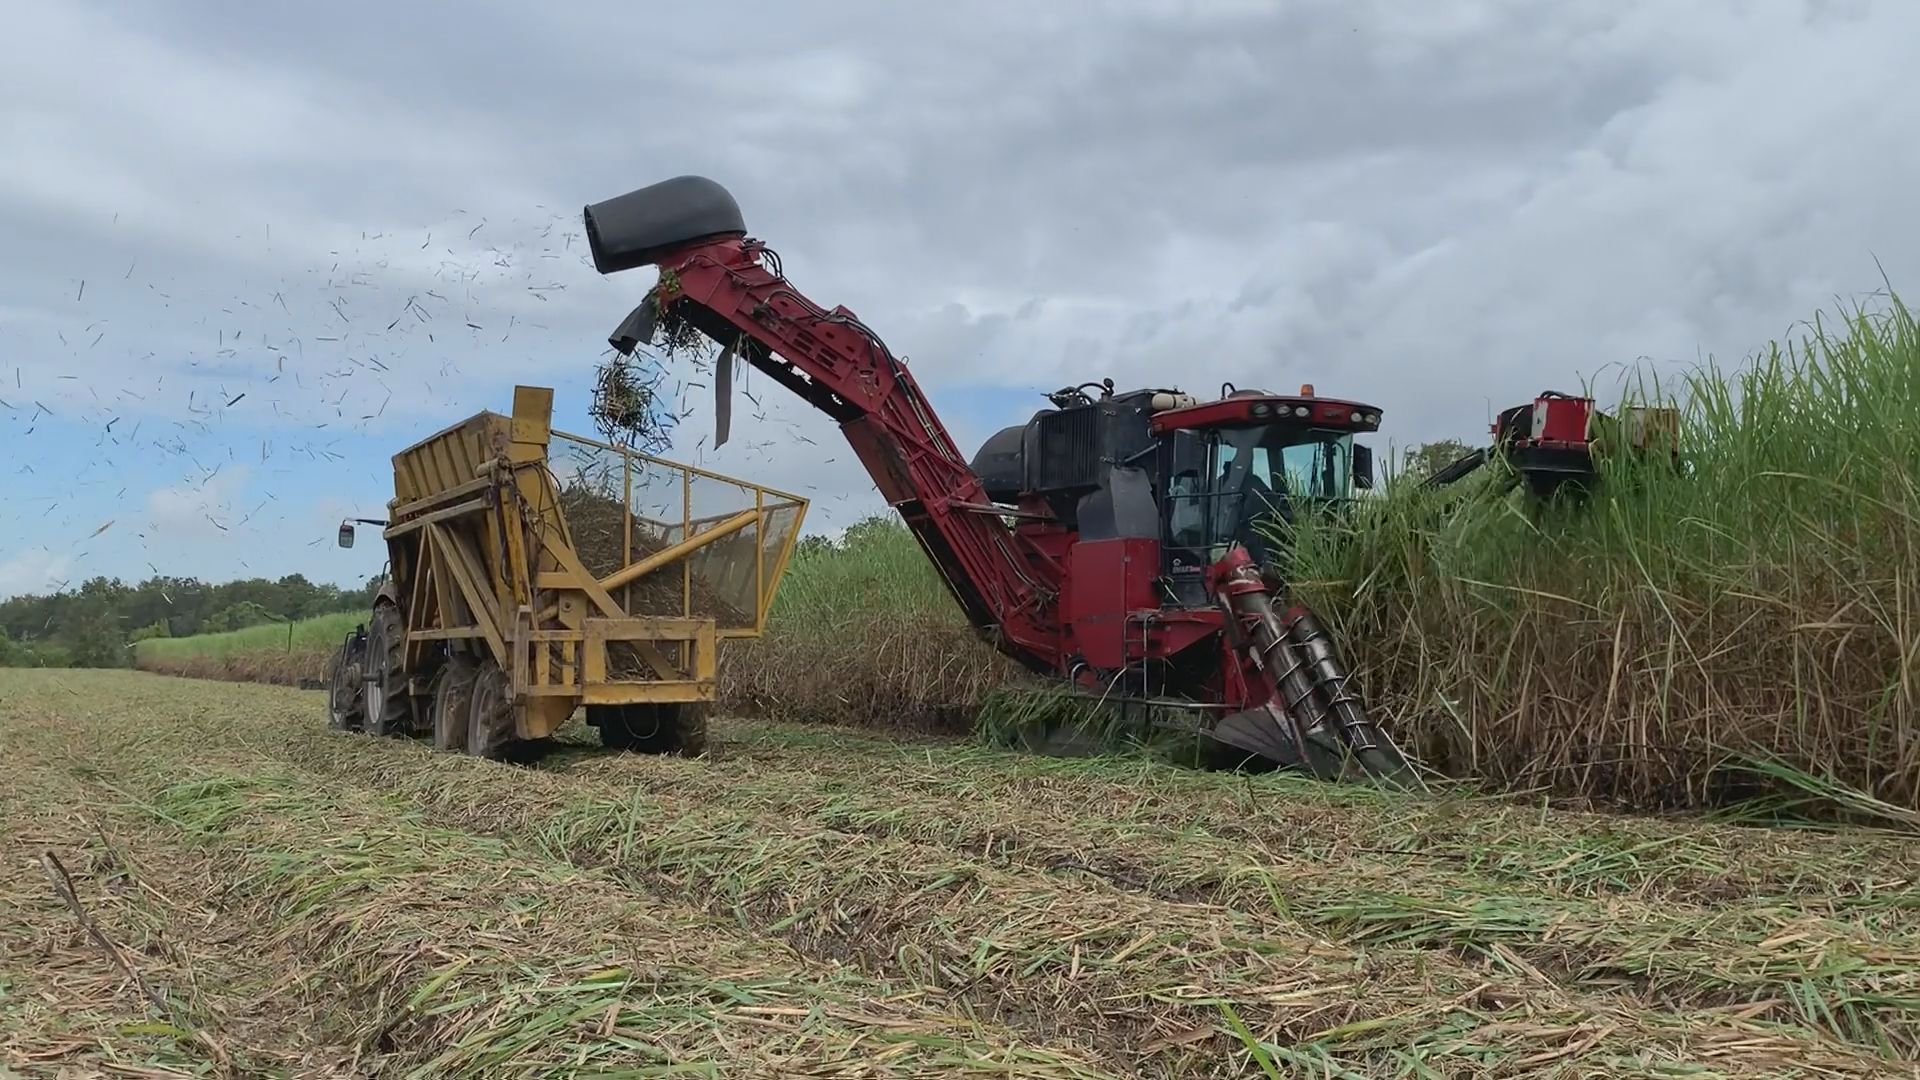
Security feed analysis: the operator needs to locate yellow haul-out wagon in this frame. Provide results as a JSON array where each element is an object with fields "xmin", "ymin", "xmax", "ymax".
[{"xmin": 325, "ymin": 385, "xmax": 807, "ymax": 758}]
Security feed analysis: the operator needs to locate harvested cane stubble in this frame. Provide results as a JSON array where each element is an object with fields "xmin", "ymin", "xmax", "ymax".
[
  {"xmin": 12, "ymin": 672, "xmax": 1917, "ymax": 1077},
  {"xmin": 7, "ymin": 668, "xmax": 1912, "ymax": 1068},
  {"xmin": 0, "ymin": 726, "xmax": 1120, "ymax": 1076}
]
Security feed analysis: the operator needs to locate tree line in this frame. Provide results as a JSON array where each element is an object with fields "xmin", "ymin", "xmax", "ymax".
[
  {"xmin": 0, "ymin": 573, "xmax": 380, "ymax": 668},
  {"xmin": 0, "ymin": 441, "xmax": 1478, "ymax": 670}
]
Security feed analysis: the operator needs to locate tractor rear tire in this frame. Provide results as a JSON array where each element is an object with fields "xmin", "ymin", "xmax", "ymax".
[
  {"xmin": 363, "ymin": 604, "xmax": 412, "ymax": 738},
  {"xmin": 590, "ymin": 702, "xmax": 708, "ymax": 757},
  {"xmin": 430, "ymin": 657, "xmax": 478, "ymax": 753}
]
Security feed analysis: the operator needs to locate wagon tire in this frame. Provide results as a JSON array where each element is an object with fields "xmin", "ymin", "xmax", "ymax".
[
  {"xmin": 466, "ymin": 660, "xmax": 515, "ymax": 761},
  {"xmin": 590, "ymin": 702, "xmax": 708, "ymax": 757},
  {"xmin": 430, "ymin": 656, "xmax": 478, "ymax": 753},
  {"xmin": 363, "ymin": 604, "xmax": 412, "ymax": 738},
  {"xmin": 325, "ymin": 640, "xmax": 365, "ymax": 732}
]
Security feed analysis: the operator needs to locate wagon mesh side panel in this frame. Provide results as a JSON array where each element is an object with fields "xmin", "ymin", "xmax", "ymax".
[{"xmin": 545, "ymin": 429, "xmax": 805, "ymax": 640}]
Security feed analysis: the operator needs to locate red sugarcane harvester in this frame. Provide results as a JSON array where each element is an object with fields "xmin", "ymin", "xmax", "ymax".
[
  {"xmin": 582, "ymin": 176, "xmax": 1411, "ymax": 782},
  {"xmin": 1421, "ymin": 392, "xmax": 1681, "ymax": 500},
  {"xmin": 580, "ymin": 177, "xmax": 1672, "ymax": 784}
]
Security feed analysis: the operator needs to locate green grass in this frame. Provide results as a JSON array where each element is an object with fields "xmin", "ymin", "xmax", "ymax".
[
  {"xmin": 133, "ymin": 609, "xmax": 363, "ymax": 683},
  {"xmin": 135, "ymin": 610, "xmax": 363, "ymax": 663},
  {"xmin": 1283, "ymin": 294, "xmax": 1920, "ymax": 813},
  {"xmin": 721, "ymin": 520, "xmax": 1016, "ymax": 729}
]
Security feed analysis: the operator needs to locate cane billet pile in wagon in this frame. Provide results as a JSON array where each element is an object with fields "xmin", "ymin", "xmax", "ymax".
[{"xmin": 321, "ymin": 174, "xmax": 1683, "ymax": 781}]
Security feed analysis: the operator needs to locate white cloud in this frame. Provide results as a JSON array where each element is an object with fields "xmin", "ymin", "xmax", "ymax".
[
  {"xmin": 5, "ymin": 0, "xmax": 1920, "ymax": 587},
  {"xmin": 0, "ymin": 549, "xmax": 73, "ymax": 597},
  {"xmin": 0, "ymin": 545, "xmax": 73, "ymax": 595},
  {"xmin": 144, "ymin": 465, "xmax": 252, "ymax": 539}
]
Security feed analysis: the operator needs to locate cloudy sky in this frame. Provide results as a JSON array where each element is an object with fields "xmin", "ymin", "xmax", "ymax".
[{"xmin": 4, "ymin": 0, "xmax": 1917, "ymax": 597}]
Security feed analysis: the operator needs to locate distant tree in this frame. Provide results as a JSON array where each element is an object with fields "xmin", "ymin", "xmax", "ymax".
[
  {"xmin": 1399, "ymin": 439, "xmax": 1479, "ymax": 484},
  {"xmin": 839, "ymin": 514, "xmax": 903, "ymax": 551},
  {"xmin": 37, "ymin": 642, "xmax": 75, "ymax": 667},
  {"xmin": 1, "ymin": 570, "xmax": 371, "ymax": 657},
  {"xmin": 793, "ymin": 534, "xmax": 835, "ymax": 559},
  {"xmin": 204, "ymin": 601, "xmax": 275, "ymax": 633},
  {"xmin": 0, "ymin": 635, "xmax": 72, "ymax": 668},
  {"xmin": 63, "ymin": 603, "xmax": 127, "ymax": 668}
]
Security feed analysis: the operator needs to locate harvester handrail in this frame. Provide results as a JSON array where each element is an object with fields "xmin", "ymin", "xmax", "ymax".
[{"xmin": 551, "ymin": 425, "xmax": 810, "ymax": 507}]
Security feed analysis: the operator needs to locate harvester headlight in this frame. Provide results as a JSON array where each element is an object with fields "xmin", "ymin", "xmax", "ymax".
[
  {"xmin": 1350, "ymin": 411, "xmax": 1363, "ymax": 423},
  {"xmin": 1364, "ymin": 412, "xmax": 1379, "ymax": 425},
  {"xmin": 1251, "ymin": 403, "xmax": 1271, "ymax": 416},
  {"xmin": 1294, "ymin": 405, "xmax": 1310, "ymax": 417}
]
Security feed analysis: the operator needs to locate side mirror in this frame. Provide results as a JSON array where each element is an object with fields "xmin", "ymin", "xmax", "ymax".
[
  {"xmin": 1353, "ymin": 444, "xmax": 1374, "ymax": 490},
  {"xmin": 337, "ymin": 521, "xmax": 355, "ymax": 549}
]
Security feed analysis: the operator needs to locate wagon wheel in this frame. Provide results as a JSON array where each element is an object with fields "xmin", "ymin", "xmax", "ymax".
[
  {"xmin": 363, "ymin": 604, "xmax": 413, "ymax": 738},
  {"xmin": 325, "ymin": 639, "xmax": 365, "ymax": 732},
  {"xmin": 466, "ymin": 660, "xmax": 515, "ymax": 761},
  {"xmin": 591, "ymin": 702, "xmax": 709, "ymax": 757},
  {"xmin": 429, "ymin": 656, "xmax": 478, "ymax": 753},
  {"xmin": 655, "ymin": 702, "xmax": 709, "ymax": 757}
]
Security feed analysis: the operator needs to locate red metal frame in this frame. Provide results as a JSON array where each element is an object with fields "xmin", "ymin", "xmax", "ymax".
[
  {"xmin": 651, "ymin": 236, "xmax": 1063, "ymax": 676},
  {"xmin": 644, "ymin": 234, "xmax": 1338, "ymax": 721},
  {"xmin": 1153, "ymin": 394, "xmax": 1381, "ymax": 435},
  {"xmin": 1498, "ymin": 393, "xmax": 1594, "ymax": 455}
]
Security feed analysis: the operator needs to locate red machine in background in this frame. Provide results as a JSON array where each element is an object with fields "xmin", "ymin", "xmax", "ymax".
[
  {"xmin": 1421, "ymin": 391, "xmax": 1681, "ymax": 500},
  {"xmin": 582, "ymin": 176, "xmax": 1413, "ymax": 781}
]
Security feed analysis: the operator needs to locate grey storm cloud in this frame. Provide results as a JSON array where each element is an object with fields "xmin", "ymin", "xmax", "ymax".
[{"xmin": 3, "ymin": 0, "xmax": 1919, "ymax": 583}]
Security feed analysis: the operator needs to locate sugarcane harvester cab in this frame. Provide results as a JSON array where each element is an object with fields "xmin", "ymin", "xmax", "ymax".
[
  {"xmin": 971, "ymin": 379, "xmax": 1380, "ymax": 605},
  {"xmin": 585, "ymin": 175, "xmax": 1412, "ymax": 783}
]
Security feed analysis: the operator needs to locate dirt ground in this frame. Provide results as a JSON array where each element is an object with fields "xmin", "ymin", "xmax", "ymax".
[{"xmin": 3, "ymin": 669, "xmax": 1918, "ymax": 1078}]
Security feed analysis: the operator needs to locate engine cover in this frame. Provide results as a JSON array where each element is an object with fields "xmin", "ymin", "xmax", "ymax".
[{"xmin": 968, "ymin": 388, "xmax": 1174, "ymax": 508}]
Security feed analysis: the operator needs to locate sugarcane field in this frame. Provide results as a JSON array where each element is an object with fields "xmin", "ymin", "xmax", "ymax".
[{"xmin": 7, "ymin": 6, "xmax": 1920, "ymax": 1079}]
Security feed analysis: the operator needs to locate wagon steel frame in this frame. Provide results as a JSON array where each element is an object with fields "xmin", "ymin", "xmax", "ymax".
[{"xmin": 354, "ymin": 384, "xmax": 806, "ymax": 749}]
